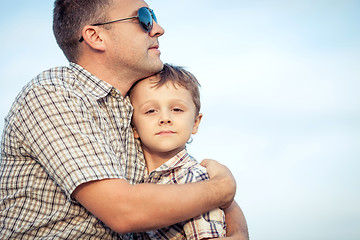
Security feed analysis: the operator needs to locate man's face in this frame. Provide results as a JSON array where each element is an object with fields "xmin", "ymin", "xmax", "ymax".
[{"xmin": 104, "ymin": 0, "xmax": 165, "ymax": 79}]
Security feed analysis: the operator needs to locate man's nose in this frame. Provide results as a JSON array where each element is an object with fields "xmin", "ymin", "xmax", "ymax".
[{"xmin": 150, "ymin": 20, "xmax": 165, "ymax": 37}]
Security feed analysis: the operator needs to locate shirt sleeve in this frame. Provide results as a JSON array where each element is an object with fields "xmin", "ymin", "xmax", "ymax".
[
  {"xmin": 181, "ymin": 163, "xmax": 226, "ymax": 239},
  {"xmin": 14, "ymin": 82, "xmax": 125, "ymax": 200},
  {"xmin": 183, "ymin": 208, "xmax": 226, "ymax": 240}
]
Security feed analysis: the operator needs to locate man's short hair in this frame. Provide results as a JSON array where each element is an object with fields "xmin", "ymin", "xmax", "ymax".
[{"xmin": 53, "ymin": 0, "xmax": 113, "ymax": 62}]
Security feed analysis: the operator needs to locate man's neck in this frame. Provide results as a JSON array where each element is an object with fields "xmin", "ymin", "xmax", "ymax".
[{"xmin": 76, "ymin": 59, "xmax": 139, "ymax": 96}]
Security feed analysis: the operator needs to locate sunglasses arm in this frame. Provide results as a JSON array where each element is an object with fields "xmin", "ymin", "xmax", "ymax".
[{"xmin": 91, "ymin": 16, "xmax": 138, "ymax": 26}]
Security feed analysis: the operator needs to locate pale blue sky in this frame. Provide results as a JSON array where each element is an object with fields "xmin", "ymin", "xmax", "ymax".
[{"xmin": 1, "ymin": 1, "xmax": 359, "ymax": 239}]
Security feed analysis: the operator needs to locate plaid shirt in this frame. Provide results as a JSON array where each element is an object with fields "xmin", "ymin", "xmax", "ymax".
[
  {"xmin": 135, "ymin": 149, "xmax": 226, "ymax": 240},
  {"xmin": 0, "ymin": 63, "xmax": 146, "ymax": 239}
]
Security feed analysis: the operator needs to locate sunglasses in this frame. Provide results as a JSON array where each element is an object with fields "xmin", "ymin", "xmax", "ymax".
[{"xmin": 79, "ymin": 7, "xmax": 157, "ymax": 42}]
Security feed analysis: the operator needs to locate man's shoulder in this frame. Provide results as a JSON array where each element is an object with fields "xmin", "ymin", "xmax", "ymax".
[
  {"xmin": 5, "ymin": 66, "xmax": 87, "ymax": 123},
  {"xmin": 30, "ymin": 65, "xmax": 76, "ymax": 90},
  {"xmin": 12, "ymin": 66, "xmax": 76, "ymax": 101}
]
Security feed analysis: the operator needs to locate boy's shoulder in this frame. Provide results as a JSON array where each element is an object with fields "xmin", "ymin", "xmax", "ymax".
[{"xmin": 176, "ymin": 155, "xmax": 209, "ymax": 182}]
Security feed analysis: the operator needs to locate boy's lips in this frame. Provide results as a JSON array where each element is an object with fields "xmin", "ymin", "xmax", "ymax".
[{"xmin": 156, "ymin": 130, "xmax": 175, "ymax": 136}]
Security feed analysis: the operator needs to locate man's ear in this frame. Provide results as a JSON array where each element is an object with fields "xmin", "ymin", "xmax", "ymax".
[
  {"xmin": 192, "ymin": 113, "xmax": 203, "ymax": 135},
  {"xmin": 81, "ymin": 25, "xmax": 106, "ymax": 51}
]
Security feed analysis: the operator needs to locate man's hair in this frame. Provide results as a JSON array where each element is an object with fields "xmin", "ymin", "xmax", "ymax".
[
  {"xmin": 130, "ymin": 63, "xmax": 201, "ymax": 114},
  {"xmin": 53, "ymin": 0, "xmax": 113, "ymax": 62}
]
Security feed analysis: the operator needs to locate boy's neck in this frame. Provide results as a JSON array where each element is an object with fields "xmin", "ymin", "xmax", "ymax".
[{"xmin": 142, "ymin": 147, "xmax": 185, "ymax": 173}]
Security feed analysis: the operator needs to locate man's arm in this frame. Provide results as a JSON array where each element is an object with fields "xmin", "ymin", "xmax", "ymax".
[
  {"xmin": 202, "ymin": 159, "xmax": 249, "ymax": 239},
  {"xmin": 222, "ymin": 201, "xmax": 249, "ymax": 240},
  {"xmin": 73, "ymin": 159, "xmax": 236, "ymax": 234}
]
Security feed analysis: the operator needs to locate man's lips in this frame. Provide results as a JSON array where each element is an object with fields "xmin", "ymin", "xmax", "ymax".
[
  {"xmin": 149, "ymin": 44, "xmax": 160, "ymax": 53},
  {"xmin": 149, "ymin": 44, "xmax": 159, "ymax": 50}
]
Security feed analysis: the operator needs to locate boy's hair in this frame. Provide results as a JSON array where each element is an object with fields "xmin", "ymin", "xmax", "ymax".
[
  {"xmin": 53, "ymin": 0, "xmax": 113, "ymax": 62},
  {"xmin": 130, "ymin": 64, "xmax": 201, "ymax": 114}
]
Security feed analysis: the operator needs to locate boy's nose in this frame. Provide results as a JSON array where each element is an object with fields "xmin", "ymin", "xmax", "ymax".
[{"xmin": 159, "ymin": 117, "xmax": 172, "ymax": 125}]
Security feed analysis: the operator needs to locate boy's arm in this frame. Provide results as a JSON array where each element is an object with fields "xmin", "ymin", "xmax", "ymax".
[{"xmin": 72, "ymin": 159, "xmax": 236, "ymax": 234}]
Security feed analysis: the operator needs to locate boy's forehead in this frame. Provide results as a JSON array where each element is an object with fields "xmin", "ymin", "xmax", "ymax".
[{"xmin": 133, "ymin": 76, "xmax": 188, "ymax": 95}]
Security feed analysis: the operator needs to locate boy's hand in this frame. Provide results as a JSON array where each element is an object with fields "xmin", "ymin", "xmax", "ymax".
[{"xmin": 200, "ymin": 159, "xmax": 236, "ymax": 209}]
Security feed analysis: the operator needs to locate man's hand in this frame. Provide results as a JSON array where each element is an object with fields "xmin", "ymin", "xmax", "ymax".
[{"xmin": 200, "ymin": 159, "xmax": 236, "ymax": 209}]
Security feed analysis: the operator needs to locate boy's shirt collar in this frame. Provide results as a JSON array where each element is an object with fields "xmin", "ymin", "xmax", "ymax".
[{"xmin": 147, "ymin": 148, "xmax": 189, "ymax": 176}]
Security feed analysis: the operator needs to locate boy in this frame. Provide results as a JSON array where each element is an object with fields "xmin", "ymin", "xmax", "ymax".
[{"xmin": 129, "ymin": 64, "xmax": 226, "ymax": 239}]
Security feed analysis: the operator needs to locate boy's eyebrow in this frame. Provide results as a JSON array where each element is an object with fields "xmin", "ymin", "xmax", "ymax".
[
  {"xmin": 136, "ymin": 98, "xmax": 192, "ymax": 108},
  {"xmin": 136, "ymin": 99, "xmax": 157, "ymax": 108}
]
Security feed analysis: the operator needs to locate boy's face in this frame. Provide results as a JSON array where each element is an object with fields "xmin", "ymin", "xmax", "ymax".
[{"xmin": 130, "ymin": 77, "xmax": 202, "ymax": 158}]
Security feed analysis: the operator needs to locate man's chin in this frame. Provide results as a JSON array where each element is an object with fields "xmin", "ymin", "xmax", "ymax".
[{"xmin": 150, "ymin": 60, "xmax": 164, "ymax": 73}]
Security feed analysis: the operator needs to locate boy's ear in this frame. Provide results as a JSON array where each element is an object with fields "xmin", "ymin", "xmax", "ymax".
[
  {"xmin": 192, "ymin": 113, "xmax": 203, "ymax": 135},
  {"xmin": 133, "ymin": 126, "xmax": 140, "ymax": 139},
  {"xmin": 81, "ymin": 25, "xmax": 106, "ymax": 51}
]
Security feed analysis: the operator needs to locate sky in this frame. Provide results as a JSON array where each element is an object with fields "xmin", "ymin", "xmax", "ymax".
[{"xmin": 1, "ymin": 0, "xmax": 360, "ymax": 239}]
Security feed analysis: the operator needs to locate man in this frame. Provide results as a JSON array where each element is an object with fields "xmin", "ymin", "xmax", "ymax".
[{"xmin": 0, "ymin": 0, "xmax": 248, "ymax": 239}]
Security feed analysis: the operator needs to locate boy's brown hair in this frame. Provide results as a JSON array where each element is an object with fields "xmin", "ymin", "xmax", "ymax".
[{"xmin": 130, "ymin": 63, "xmax": 201, "ymax": 114}]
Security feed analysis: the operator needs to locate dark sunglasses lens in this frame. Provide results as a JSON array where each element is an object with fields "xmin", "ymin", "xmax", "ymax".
[
  {"xmin": 150, "ymin": 9, "xmax": 157, "ymax": 23},
  {"xmin": 138, "ymin": 7, "xmax": 153, "ymax": 32}
]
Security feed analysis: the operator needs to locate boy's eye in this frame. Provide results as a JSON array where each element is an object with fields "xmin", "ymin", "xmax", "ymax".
[
  {"xmin": 145, "ymin": 109, "xmax": 156, "ymax": 114},
  {"xmin": 172, "ymin": 108, "xmax": 184, "ymax": 112}
]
